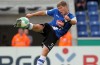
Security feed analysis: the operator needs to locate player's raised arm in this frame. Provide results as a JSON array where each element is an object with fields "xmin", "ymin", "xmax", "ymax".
[
  {"xmin": 64, "ymin": 15, "xmax": 77, "ymax": 25},
  {"xmin": 26, "ymin": 11, "xmax": 46, "ymax": 18}
]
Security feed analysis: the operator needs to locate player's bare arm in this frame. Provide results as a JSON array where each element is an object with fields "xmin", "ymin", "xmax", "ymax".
[
  {"xmin": 26, "ymin": 11, "xmax": 46, "ymax": 18},
  {"xmin": 26, "ymin": 11, "xmax": 47, "ymax": 32},
  {"xmin": 56, "ymin": 15, "xmax": 77, "ymax": 27}
]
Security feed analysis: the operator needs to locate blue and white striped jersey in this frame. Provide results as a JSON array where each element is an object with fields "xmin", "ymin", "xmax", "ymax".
[{"xmin": 46, "ymin": 8, "xmax": 76, "ymax": 38}]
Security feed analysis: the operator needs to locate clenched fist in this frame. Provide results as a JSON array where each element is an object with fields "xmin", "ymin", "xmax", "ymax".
[{"xmin": 64, "ymin": 15, "xmax": 71, "ymax": 21}]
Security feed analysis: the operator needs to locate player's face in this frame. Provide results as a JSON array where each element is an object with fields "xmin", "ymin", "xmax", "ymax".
[{"xmin": 58, "ymin": 5, "xmax": 69, "ymax": 15}]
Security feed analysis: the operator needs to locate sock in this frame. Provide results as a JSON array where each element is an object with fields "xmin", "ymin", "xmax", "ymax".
[
  {"xmin": 28, "ymin": 23, "xmax": 34, "ymax": 30},
  {"xmin": 36, "ymin": 55, "xmax": 46, "ymax": 65}
]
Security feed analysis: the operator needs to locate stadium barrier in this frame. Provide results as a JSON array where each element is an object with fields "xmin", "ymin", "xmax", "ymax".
[
  {"xmin": 78, "ymin": 38, "xmax": 100, "ymax": 46},
  {"xmin": 0, "ymin": 46, "xmax": 100, "ymax": 65}
]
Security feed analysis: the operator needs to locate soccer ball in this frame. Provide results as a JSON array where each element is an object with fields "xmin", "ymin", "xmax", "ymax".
[{"xmin": 17, "ymin": 17, "xmax": 30, "ymax": 28}]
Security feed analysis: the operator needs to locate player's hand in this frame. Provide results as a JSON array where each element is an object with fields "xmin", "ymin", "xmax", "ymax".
[
  {"xmin": 56, "ymin": 20, "xmax": 64, "ymax": 27},
  {"xmin": 64, "ymin": 15, "xmax": 71, "ymax": 21},
  {"xmin": 26, "ymin": 13, "xmax": 33, "ymax": 18}
]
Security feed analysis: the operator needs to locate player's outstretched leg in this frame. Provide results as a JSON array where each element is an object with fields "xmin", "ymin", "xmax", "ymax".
[
  {"xmin": 29, "ymin": 23, "xmax": 44, "ymax": 32},
  {"xmin": 15, "ymin": 17, "xmax": 50, "ymax": 65},
  {"xmin": 36, "ymin": 45, "xmax": 49, "ymax": 65}
]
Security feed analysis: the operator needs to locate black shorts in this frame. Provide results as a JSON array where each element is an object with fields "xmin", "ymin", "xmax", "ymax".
[{"xmin": 40, "ymin": 23, "xmax": 58, "ymax": 51}]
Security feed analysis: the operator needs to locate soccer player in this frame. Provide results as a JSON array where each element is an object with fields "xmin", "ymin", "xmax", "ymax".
[{"xmin": 15, "ymin": 1, "xmax": 77, "ymax": 65}]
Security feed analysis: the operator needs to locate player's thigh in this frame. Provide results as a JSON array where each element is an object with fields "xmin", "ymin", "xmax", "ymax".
[
  {"xmin": 41, "ymin": 23, "xmax": 58, "ymax": 50},
  {"xmin": 43, "ymin": 30, "xmax": 58, "ymax": 51}
]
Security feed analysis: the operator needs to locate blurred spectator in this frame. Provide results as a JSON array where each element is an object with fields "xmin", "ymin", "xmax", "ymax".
[
  {"xmin": 58, "ymin": 31, "xmax": 72, "ymax": 46},
  {"xmin": 24, "ymin": 29, "xmax": 33, "ymax": 45},
  {"xmin": 0, "ymin": 34, "xmax": 9, "ymax": 46},
  {"xmin": 11, "ymin": 28, "xmax": 30, "ymax": 47},
  {"xmin": 75, "ymin": 0, "xmax": 86, "ymax": 12}
]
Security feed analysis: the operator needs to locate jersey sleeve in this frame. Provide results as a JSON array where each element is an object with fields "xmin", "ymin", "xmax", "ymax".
[
  {"xmin": 71, "ymin": 17, "xmax": 77, "ymax": 21},
  {"xmin": 68, "ymin": 13, "xmax": 77, "ymax": 22},
  {"xmin": 46, "ymin": 9, "xmax": 56, "ymax": 17}
]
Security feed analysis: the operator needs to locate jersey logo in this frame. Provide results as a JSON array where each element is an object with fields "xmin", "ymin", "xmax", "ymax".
[{"xmin": 56, "ymin": 15, "xmax": 59, "ymax": 18}]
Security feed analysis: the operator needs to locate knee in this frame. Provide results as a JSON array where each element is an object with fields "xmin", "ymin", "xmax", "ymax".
[{"xmin": 36, "ymin": 24, "xmax": 44, "ymax": 29}]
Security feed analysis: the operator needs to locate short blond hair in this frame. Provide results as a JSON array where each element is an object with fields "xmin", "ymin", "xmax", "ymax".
[{"xmin": 57, "ymin": 1, "xmax": 68, "ymax": 7}]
